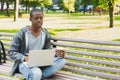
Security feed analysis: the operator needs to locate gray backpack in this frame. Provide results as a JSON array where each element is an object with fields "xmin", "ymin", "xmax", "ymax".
[{"xmin": 0, "ymin": 41, "xmax": 6, "ymax": 64}]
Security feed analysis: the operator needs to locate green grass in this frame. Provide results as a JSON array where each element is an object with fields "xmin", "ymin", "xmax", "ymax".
[
  {"xmin": 0, "ymin": 29, "xmax": 18, "ymax": 33},
  {"xmin": 0, "ymin": 10, "xmax": 14, "ymax": 18},
  {"xmin": 115, "ymin": 15, "xmax": 120, "ymax": 20},
  {"xmin": 0, "ymin": 28, "xmax": 82, "ymax": 36},
  {"xmin": 47, "ymin": 28, "xmax": 82, "ymax": 36},
  {"xmin": 112, "ymin": 38, "xmax": 120, "ymax": 41},
  {"xmin": 44, "ymin": 11, "xmax": 98, "ymax": 17},
  {"xmin": 107, "ymin": 15, "xmax": 120, "ymax": 21}
]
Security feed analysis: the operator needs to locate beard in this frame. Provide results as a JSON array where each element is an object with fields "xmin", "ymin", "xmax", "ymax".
[{"xmin": 33, "ymin": 22, "xmax": 43, "ymax": 28}]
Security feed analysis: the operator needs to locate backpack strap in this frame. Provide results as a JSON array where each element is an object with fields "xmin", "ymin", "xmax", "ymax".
[{"xmin": 0, "ymin": 41, "xmax": 6, "ymax": 63}]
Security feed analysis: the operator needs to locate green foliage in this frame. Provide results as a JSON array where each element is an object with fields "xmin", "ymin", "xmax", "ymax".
[
  {"xmin": 62, "ymin": 0, "xmax": 75, "ymax": 12},
  {"xmin": 99, "ymin": 0, "xmax": 108, "ymax": 9},
  {"xmin": 20, "ymin": 0, "xmax": 52, "ymax": 9},
  {"xmin": 74, "ymin": 0, "xmax": 81, "ymax": 12},
  {"xmin": 44, "ymin": 0, "xmax": 52, "ymax": 7}
]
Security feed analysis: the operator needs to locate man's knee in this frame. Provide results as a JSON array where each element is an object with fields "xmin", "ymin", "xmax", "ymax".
[
  {"xmin": 61, "ymin": 58, "xmax": 66, "ymax": 65},
  {"xmin": 29, "ymin": 68, "xmax": 42, "ymax": 79},
  {"xmin": 54, "ymin": 58, "xmax": 66, "ymax": 70},
  {"xmin": 57, "ymin": 58, "xmax": 66, "ymax": 66}
]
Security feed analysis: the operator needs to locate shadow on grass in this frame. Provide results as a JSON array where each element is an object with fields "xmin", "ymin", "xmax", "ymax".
[
  {"xmin": 112, "ymin": 38, "xmax": 120, "ymax": 42},
  {"xmin": 48, "ymin": 28, "xmax": 82, "ymax": 36},
  {"xmin": 49, "ymin": 28, "xmax": 82, "ymax": 32}
]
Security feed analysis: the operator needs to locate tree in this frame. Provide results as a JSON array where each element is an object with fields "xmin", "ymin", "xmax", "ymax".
[
  {"xmin": 80, "ymin": 0, "xmax": 91, "ymax": 15},
  {"xmin": 14, "ymin": 0, "xmax": 19, "ymax": 21},
  {"xmin": 6, "ymin": 0, "xmax": 11, "ymax": 17},
  {"xmin": 43, "ymin": 0, "xmax": 52, "ymax": 13},
  {"xmin": 0, "ymin": 0, "xmax": 13, "ymax": 16},
  {"xmin": 0, "ymin": 0, "xmax": 5, "ymax": 12},
  {"xmin": 20, "ymin": 0, "xmax": 34, "ymax": 13},
  {"xmin": 89, "ymin": 0, "xmax": 99, "ymax": 15},
  {"xmin": 74, "ymin": 0, "xmax": 81, "ymax": 12},
  {"xmin": 44, "ymin": 0, "xmax": 52, "ymax": 13},
  {"xmin": 44, "ymin": 0, "xmax": 52, "ymax": 6},
  {"xmin": 20, "ymin": 0, "xmax": 52, "ymax": 13},
  {"xmin": 108, "ymin": 0, "xmax": 114, "ymax": 28},
  {"xmin": 62, "ymin": 0, "xmax": 75, "ymax": 14},
  {"xmin": 99, "ymin": 0, "xmax": 119, "ymax": 28}
]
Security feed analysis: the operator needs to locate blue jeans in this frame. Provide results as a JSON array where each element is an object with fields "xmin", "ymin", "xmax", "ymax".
[{"xmin": 19, "ymin": 57, "xmax": 66, "ymax": 80}]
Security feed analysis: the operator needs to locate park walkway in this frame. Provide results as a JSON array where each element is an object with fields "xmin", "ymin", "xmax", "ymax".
[
  {"xmin": 0, "ymin": 16, "xmax": 118, "ymax": 29},
  {"xmin": 0, "ymin": 17, "xmax": 120, "ymax": 41}
]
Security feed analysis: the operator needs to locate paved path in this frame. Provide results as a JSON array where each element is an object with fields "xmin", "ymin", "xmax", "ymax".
[
  {"xmin": 0, "ymin": 17, "xmax": 120, "ymax": 41},
  {"xmin": 1, "ymin": 16, "xmax": 119, "ymax": 29}
]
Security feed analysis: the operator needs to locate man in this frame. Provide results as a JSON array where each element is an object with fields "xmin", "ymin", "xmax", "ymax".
[{"xmin": 8, "ymin": 9, "xmax": 66, "ymax": 80}]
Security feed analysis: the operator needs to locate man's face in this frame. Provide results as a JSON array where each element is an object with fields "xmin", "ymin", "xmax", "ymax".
[{"xmin": 30, "ymin": 11, "xmax": 43, "ymax": 28}]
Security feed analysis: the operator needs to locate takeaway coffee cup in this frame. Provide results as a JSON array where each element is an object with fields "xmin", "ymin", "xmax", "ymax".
[{"xmin": 55, "ymin": 48, "xmax": 65, "ymax": 58}]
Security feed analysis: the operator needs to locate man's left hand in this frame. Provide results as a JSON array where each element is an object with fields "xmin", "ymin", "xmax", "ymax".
[{"xmin": 55, "ymin": 49, "xmax": 65, "ymax": 58}]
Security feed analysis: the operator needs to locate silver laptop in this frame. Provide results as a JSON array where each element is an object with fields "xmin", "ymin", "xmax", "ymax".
[{"xmin": 28, "ymin": 49, "xmax": 56, "ymax": 67}]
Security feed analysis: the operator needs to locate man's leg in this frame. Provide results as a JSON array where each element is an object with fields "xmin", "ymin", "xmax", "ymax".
[
  {"xmin": 19, "ymin": 62, "xmax": 42, "ymax": 80},
  {"xmin": 41, "ymin": 57, "xmax": 66, "ymax": 79}
]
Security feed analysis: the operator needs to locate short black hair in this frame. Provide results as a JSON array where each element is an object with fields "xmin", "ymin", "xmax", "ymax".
[{"xmin": 30, "ymin": 9, "xmax": 42, "ymax": 17}]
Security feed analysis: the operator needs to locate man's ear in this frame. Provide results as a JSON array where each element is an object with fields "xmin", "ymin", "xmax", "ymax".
[{"xmin": 29, "ymin": 17, "xmax": 31, "ymax": 21}]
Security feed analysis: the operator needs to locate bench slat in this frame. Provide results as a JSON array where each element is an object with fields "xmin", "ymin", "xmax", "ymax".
[
  {"xmin": 0, "ymin": 32, "xmax": 14, "ymax": 36},
  {"xmin": 66, "ymin": 56, "xmax": 120, "ymax": 66},
  {"xmin": 63, "ymin": 67, "xmax": 120, "ymax": 79},
  {"xmin": 52, "ymin": 42, "xmax": 120, "ymax": 52},
  {"xmin": 66, "ymin": 62, "xmax": 120, "ymax": 73},
  {"xmin": 3, "ymin": 42, "xmax": 11, "ymax": 46},
  {"xmin": 0, "ymin": 37, "xmax": 13, "ymax": 41},
  {"xmin": 55, "ymin": 72, "xmax": 102, "ymax": 80},
  {"xmin": 51, "ymin": 37, "xmax": 120, "ymax": 46},
  {"xmin": 66, "ymin": 50, "xmax": 120, "ymax": 59}
]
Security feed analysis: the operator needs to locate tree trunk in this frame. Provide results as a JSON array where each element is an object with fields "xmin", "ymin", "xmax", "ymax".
[
  {"xmin": 0, "ymin": 1, "xmax": 4, "ymax": 12},
  {"xmin": 14, "ymin": 0, "xmax": 19, "ymax": 21},
  {"xmin": 83, "ymin": 5, "xmax": 86, "ymax": 15},
  {"xmin": 92, "ymin": 7, "xmax": 95, "ymax": 15},
  {"xmin": 40, "ymin": 1, "xmax": 44, "ymax": 14},
  {"xmin": 108, "ymin": 1, "xmax": 114, "ymax": 28},
  {"xmin": 6, "ymin": 0, "xmax": 10, "ymax": 17}
]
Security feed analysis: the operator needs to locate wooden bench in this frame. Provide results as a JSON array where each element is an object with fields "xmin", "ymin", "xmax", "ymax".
[{"xmin": 0, "ymin": 32, "xmax": 120, "ymax": 80}]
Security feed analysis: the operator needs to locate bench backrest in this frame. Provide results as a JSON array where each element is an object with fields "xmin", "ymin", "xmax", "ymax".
[{"xmin": 0, "ymin": 32, "xmax": 120, "ymax": 79}]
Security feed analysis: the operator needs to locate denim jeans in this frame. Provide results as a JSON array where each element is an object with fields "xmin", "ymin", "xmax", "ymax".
[{"xmin": 19, "ymin": 57, "xmax": 66, "ymax": 80}]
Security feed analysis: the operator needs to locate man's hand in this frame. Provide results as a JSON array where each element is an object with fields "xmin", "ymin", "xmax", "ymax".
[
  {"xmin": 24, "ymin": 56, "xmax": 29, "ymax": 62},
  {"xmin": 55, "ymin": 50, "xmax": 65, "ymax": 58}
]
